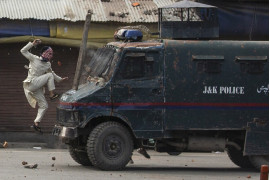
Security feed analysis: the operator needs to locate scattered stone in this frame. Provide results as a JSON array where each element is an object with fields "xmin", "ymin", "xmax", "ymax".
[
  {"xmin": 132, "ymin": 2, "xmax": 140, "ymax": 7},
  {"xmin": 22, "ymin": 161, "xmax": 28, "ymax": 165},
  {"xmin": 117, "ymin": 12, "xmax": 128, "ymax": 18},
  {"xmin": 246, "ymin": 175, "xmax": 251, "ymax": 178},
  {"xmin": 51, "ymin": 163, "xmax": 55, "ymax": 167},
  {"xmin": 109, "ymin": 12, "xmax": 115, "ymax": 16},
  {"xmin": 143, "ymin": 10, "xmax": 152, "ymax": 15},
  {"xmin": 152, "ymin": 9, "xmax": 158, "ymax": 15},
  {"xmin": 24, "ymin": 164, "xmax": 38, "ymax": 169},
  {"xmin": 57, "ymin": 61, "xmax": 62, "ymax": 66},
  {"xmin": 52, "ymin": 157, "xmax": 56, "ymax": 161}
]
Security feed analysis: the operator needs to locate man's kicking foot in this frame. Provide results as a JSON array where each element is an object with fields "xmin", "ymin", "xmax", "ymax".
[{"xmin": 49, "ymin": 90, "xmax": 60, "ymax": 101}]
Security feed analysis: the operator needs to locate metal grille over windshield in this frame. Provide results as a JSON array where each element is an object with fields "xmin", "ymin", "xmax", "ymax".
[{"xmin": 80, "ymin": 47, "xmax": 117, "ymax": 85}]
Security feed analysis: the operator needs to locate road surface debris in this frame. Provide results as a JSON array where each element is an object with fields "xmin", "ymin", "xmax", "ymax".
[{"xmin": 24, "ymin": 164, "xmax": 38, "ymax": 169}]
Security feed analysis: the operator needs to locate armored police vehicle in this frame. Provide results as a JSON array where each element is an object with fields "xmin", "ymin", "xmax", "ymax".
[{"xmin": 53, "ymin": 1, "xmax": 269, "ymax": 171}]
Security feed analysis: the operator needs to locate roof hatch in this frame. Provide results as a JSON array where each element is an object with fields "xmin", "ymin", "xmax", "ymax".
[{"xmin": 158, "ymin": 0, "xmax": 219, "ymax": 39}]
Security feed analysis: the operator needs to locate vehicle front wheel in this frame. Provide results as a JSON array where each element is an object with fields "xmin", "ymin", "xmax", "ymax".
[
  {"xmin": 87, "ymin": 121, "xmax": 134, "ymax": 170},
  {"xmin": 68, "ymin": 144, "xmax": 93, "ymax": 166}
]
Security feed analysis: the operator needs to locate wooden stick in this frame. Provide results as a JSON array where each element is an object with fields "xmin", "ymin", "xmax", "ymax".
[{"xmin": 72, "ymin": 10, "xmax": 93, "ymax": 90}]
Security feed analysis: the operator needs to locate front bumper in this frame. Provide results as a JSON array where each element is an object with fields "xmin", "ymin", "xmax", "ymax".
[{"xmin": 52, "ymin": 125, "xmax": 78, "ymax": 139}]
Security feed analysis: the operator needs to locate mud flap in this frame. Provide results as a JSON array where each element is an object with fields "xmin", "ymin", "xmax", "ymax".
[{"xmin": 244, "ymin": 119, "xmax": 269, "ymax": 156}]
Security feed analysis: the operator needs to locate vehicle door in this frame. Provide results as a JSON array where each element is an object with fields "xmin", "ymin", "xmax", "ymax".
[{"xmin": 111, "ymin": 49, "xmax": 164, "ymax": 137}]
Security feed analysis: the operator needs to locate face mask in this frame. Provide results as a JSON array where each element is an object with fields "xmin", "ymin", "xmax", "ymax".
[{"xmin": 41, "ymin": 48, "xmax": 53, "ymax": 62}]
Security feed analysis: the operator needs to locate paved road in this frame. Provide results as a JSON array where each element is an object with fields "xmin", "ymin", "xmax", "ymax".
[{"xmin": 0, "ymin": 148, "xmax": 259, "ymax": 180}]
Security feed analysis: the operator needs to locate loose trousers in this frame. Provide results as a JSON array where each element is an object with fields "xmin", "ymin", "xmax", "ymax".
[{"xmin": 24, "ymin": 73, "xmax": 56, "ymax": 123}]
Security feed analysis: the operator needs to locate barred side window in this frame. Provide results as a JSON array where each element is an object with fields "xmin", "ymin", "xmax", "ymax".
[{"xmin": 119, "ymin": 52, "xmax": 157, "ymax": 79}]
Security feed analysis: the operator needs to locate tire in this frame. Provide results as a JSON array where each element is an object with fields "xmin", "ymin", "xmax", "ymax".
[
  {"xmin": 69, "ymin": 144, "xmax": 93, "ymax": 166},
  {"xmin": 167, "ymin": 152, "xmax": 181, "ymax": 156},
  {"xmin": 227, "ymin": 145, "xmax": 253, "ymax": 169},
  {"xmin": 249, "ymin": 155, "xmax": 269, "ymax": 171},
  {"xmin": 87, "ymin": 121, "xmax": 133, "ymax": 171}
]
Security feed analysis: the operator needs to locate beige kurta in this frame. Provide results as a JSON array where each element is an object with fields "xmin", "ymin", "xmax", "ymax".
[{"xmin": 21, "ymin": 42, "xmax": 62, "ymax": 122}]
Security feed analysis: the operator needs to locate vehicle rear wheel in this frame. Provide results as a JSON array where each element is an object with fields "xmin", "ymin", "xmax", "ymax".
[
  {"xmin": 68, "ymin": 144, "xmax": 93, "ymax": 166},
  {"xmin": 226, "ymin": 145, "xmax": 253, "ymax": 169},
  {"xmin": 87, "ymin": 121, "xmax": 134, "ymax": 170},
  {"xmin": 249, "ymin": 155, "xmax": 269, "ymax": 171}
]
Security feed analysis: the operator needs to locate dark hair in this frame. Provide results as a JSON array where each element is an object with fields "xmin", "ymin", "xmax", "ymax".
[{"xmin": 40, "ymin": 46, "xmax": 52, "ymax": 54}]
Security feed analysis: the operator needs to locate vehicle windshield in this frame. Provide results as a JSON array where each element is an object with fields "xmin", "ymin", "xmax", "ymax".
[{"xmin": 80, "ymin": 46, "xmax": 119, "ymax": 86}]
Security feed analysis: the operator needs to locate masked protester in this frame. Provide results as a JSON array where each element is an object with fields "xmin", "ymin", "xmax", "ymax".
[{"xmin": 21, "ymin": 39, "xmax": 68, "ymax": 134}]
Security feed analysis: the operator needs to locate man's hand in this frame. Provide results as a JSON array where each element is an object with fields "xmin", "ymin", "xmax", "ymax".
[
  {"xmin": 33, "ymin": 39, "xmax": 42, "ymax": 46},
  {"xmin": 62, "ymin": 77, "xmax": 69, "ymax": 81}
]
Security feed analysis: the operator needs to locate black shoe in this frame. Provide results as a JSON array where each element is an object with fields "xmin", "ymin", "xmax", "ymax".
[
  {"xmin": 31, "ymin": 124, "xmax": 43, "ymax": 134},
  {"xmin": 49, "ymin": 94, "xmax": 60, "ymax": 101},
  {"xmin": 137, "ymin": 148, "xmax": 150, "ymax": 159}
]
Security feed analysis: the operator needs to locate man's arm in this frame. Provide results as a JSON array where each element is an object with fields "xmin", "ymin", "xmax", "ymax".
[
  {"xmin": 20, "ymin": 39, "xmax": 41, "ymax": 61},
  {"xmin": 48, "ymin": 68, "xmax": 68, "ymax": 83}
]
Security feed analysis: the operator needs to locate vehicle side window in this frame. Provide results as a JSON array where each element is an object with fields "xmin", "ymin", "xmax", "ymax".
[
  {"xmin": 119, "ymin": 52, "xmax": 156, "ymax": 79},
  {"xmin": 121, "ymin": 56, "xmax": 145, "ymax": 79}
]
